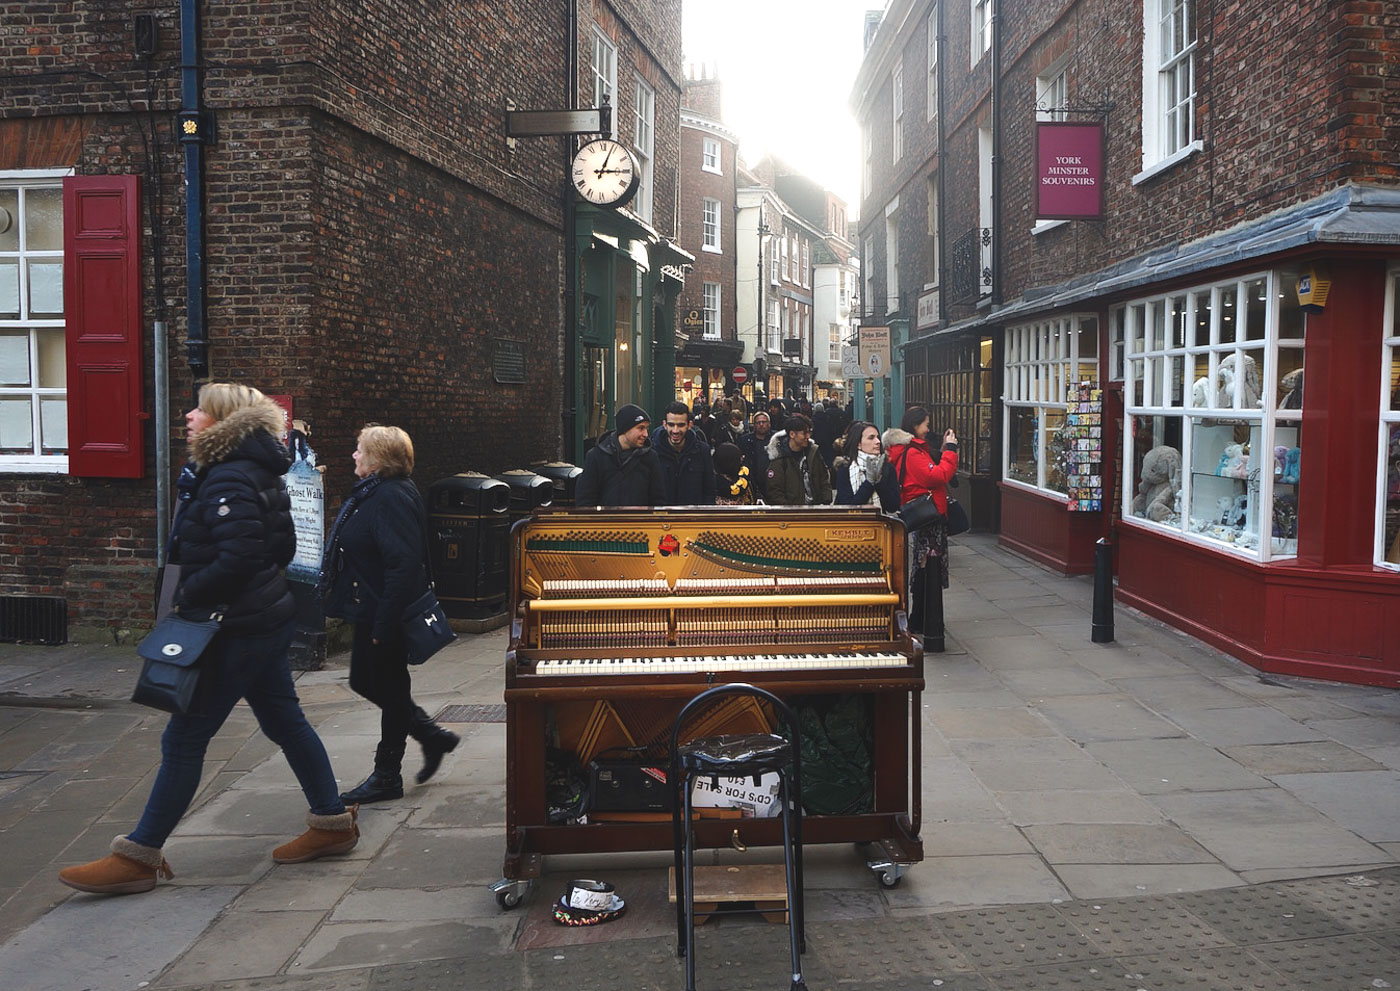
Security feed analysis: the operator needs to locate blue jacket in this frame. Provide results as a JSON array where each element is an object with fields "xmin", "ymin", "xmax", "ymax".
[{"xmin": 651, "ymin": 425, "xmax": 717, "ymax": 506}]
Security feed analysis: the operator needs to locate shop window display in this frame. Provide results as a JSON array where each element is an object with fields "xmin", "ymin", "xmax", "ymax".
[
  {"xmin": 1003, "ymin": 315, "xmax": 1096, "ymax": 496},
  {"xmin": 1121, "ymin": 272, "xmax": 1303, "ymax": 560},
  {"xmin": 1380, "ymin": 271, "xmax": 1400, "ymax": 568}
]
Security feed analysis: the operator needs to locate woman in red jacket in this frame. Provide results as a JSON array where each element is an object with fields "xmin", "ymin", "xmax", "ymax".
[{"xmin": 883, "ymin": 406, "xmax": 958, "ymax": 633}]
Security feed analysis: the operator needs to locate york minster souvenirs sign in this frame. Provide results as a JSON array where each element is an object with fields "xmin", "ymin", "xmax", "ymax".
[{"xmin": 1034, "ymin": 122, "xmax": 1104, "ymax": 221}]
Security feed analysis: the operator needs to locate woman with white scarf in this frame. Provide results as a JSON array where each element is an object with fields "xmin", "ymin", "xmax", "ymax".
[{"xmin": 833, "ymin": 420, "xmax": 900, "ymax": 508}]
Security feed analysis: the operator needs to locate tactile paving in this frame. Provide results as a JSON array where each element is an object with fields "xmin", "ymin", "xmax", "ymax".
[
  {"xmin": 431, "ymin": 703, "xmax": 505, "ymax": 723},
  {"xmin": 967, "ymin": 959, "xmax": 1135, "ymax": 990},
  {"xmin": 935, "ymin": 903, "xmax": 1101, "ymax": 970},
  {"xmin": 1285, "ymin": 869, "xmax": 1400, "ymax": 933},
  {"xmin": 811, "ymin": 915, "xmax": 975, "ymax": 980},
  {"xmin": 1053, "ymin": 898, "xmax": 1233, "ymax": 956},
  {"xmin": 370, "ymin": 957, "xmax": 525, "ymax": 991},
  {"xmin": 1109, "ymin": 946, "xmax": 1290, "ymax": 991},
  {"xmin": 1246, "ymin": 932, "xmax": 1400, "ymax": 990},
  {"xmin": 1169, "ymin": 881, "xmax": 1353, "ymax": 944}
]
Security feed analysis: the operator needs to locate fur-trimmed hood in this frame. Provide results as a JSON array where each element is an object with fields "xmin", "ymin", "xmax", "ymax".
[
  {"xmin": 882, "ymin": 427, "xmax": 914, "ymax": 449},
  {"xmin": 189, "ymin": 399, "xmax": 292, "ymax": 472},
  {"xmin": 767, "ymin": 429, "xmax": 809, "ymax": 460}
]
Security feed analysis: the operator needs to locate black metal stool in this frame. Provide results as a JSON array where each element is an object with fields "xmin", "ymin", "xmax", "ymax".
[{"xmin": 669, "ymin": 683, "xmax": 806, "ymax": 991}]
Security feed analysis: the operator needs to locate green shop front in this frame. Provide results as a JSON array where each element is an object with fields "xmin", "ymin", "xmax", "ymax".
[{"xmin": 571, "ymin": 203, "xmax": 691, "ymax": 458}]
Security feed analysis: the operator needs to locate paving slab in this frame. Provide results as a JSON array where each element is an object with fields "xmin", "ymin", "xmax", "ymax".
[
  {"xmin": 1022, "ymin": 823, "xmax": 1215, "ymax": 865},
  {"xmin": 1161, "ymin": 704, "xmax": 1326, "ymax": 746},
  {"xmin": 1052, "ymin": 862, "xmax": 1245, "ymax": 900},
  {"xmin": 929, "ymin": 707, "xmax": 1058, "ymax": 740},
  {"xmin": 0, "ymin": 884, "xmax": 238, "ymax": 991},
  {"xmin": 1151, "ymin": 789, "xmax": 1393, "ymax": 872},
  {"xmin": 1303, "ymin": 715, "xmax": 1400, "ymax": 749},
  {"xmin": 159, "ymin": 907, "xmax": 326, "ymax": 984},
  {"xmin": 291, "ymin": 919, "xmax": 517, "ymax": 972},
  {"xmin": 1267, "ymin": 770, "xmax": 1400, "ymax": 843},
  {"xmin": 1032, "ymin": 694, "xmax": 1187, "ymax": 742},
  {"xmin": 1222, "ymin": 740, "xmax": 1385, "ymax": 774},
  {"xmin": 884, "ymin": 854, "xmax": 1070, "ymax": 912},
  {"xmin": 965, "ymin": 756, "xmax": 1125, "ymax": 792},
  {"xmin": 1085, "ymin": 737, "xmax": 1271, "ymax": 794},
  {"xmin": 992, "ymin": 788, "xmax": 1165, "ymax": 826},
  {"xmin": 993, "ymin": 665, "xmax": 1116, "ymax": 698}
]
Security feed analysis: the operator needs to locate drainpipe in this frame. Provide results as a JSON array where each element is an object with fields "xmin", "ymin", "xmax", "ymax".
[
  {"xmin": 562, "ymin": 0, "xmax": 579, "ymax": 460},
  {"xmin": 180, "ymin": 0, "xmax": 209, "ymax": 400},
  {"xmin": 936, "ymin": 0, "xmax": 947, "ymax": 322},
  {"xmin": 990, "ymin": 0, "xmax": 1002, "ymax": 305}
]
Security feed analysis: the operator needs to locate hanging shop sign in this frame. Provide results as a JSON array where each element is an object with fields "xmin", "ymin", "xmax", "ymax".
[
  {"xmin": 858, "ymin": 326, "xmax": 890, "ymax": 379},
  {"xmin": 916, "ymin": 288, "xmax": 940, "ymax": 330},
  {"xmin": 1034, "ymin": 122, "xmax": 1105, "ymax": 221},
  {"xmin": 681, "ymin": 308, "xmax": 704, "ymax": 330},
  {"xmin": 841, "ymin": 344, "xmax": 860, "ymax": 379}
]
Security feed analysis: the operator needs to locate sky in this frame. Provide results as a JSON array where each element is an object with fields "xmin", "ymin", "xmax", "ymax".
[{"xmin": 682, "ymin": 0, "xmax": 881, "ymax": 218}]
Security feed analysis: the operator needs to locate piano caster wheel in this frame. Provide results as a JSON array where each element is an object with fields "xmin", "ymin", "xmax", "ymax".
[
  {"xmin": 867, "ymin": 859, "xmax": 905, "ymax": 889},
  {"xmin": 490, "ymin": 878, "xmax": 530, "ymax": 910}
]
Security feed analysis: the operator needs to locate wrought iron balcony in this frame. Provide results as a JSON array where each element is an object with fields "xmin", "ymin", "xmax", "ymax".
[{"xmin": 948, "ymin": 227, "xmax": 993, "ymax": 305}]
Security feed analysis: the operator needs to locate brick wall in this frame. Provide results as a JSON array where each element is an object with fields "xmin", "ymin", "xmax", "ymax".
[
  {"xmin": 857, "ymin": 0, "xmax": 1400, "ymax": 327},
  {"xmin": 676, "ymin": 122, "xmax": 738, "ymax": 342},
  {"xmin": 0, "ymin": 0, "xmax": 677, "ymax": 635}
]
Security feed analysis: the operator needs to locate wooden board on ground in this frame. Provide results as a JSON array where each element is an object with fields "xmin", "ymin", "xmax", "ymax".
[{"xmin": 667, "ymin": 863, "xmax": 789, "ymax": 924}]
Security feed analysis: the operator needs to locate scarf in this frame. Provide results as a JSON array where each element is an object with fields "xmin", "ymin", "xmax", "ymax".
[
  {"xmin": 852, "ymin": 451, "xmax": 884, "ymax": 509},
  {"xmin": 317, "ymin": 473, "xmax": 381, "ymax": 597}
]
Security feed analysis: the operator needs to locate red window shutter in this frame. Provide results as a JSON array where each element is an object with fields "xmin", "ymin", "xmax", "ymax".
[{"xmin": 63, "ymin": 175, "xmax": 146, "ymax": 478}]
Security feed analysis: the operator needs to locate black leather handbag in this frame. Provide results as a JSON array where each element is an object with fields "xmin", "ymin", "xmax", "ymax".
[
  {"xmin": 399, "ymin": 510, "xmax": 456, "ymax": 665},
  {"xmin": 945, "ymin": 497, "xmax": 971, "ymax": 536},
  {"xmin": 894, "ymin": 450, "xmax": 945, "ymax": 532},
  {"xmin": 401, "ymin": 587, "xmax": 454, "ymax": 665},
  {"xmin": 132, "ymin": 612, "xmax": 222, "ymax": 714}
]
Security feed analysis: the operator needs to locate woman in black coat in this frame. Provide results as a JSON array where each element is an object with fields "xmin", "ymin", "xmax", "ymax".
[
  {"xmin": 60, "ymin": 384, "xmax": 357, "ymax": 896},
  {"xmin": 322, "ymin": 425, "xmax": 459, "ymax": 803},
  {"xmin": 833, "ymin": 420, "xmax": 900, "ymax": 508}
]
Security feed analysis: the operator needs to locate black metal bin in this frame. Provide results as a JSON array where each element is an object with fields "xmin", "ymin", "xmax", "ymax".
[{"xmin": 426, "ymin": 473, "xmax": 511, "ymax": 619}]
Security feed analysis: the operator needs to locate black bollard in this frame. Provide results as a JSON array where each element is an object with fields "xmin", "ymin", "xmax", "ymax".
[
  {"xmin": 923, "ymin": 563, "xmax": 945, "ymax": 653},
  {"xmin": 1091, "ymin": 537, "xmax": 1114, "ymax": 644}
]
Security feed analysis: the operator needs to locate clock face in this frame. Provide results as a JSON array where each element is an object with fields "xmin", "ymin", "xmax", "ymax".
[{"xmin": 571, "ymin": 139, "xmax": 640, "ymax": 208}]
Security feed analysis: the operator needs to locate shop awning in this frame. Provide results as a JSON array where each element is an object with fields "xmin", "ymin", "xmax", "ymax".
[{"xmin": 905, "ymin": 183, "xmax": 1400, "ymax": 350}]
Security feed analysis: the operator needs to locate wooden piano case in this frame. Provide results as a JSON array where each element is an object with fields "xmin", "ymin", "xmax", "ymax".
[{"xmin": 501, "ymin": 506, "xmax": 924, "ymax": 888}]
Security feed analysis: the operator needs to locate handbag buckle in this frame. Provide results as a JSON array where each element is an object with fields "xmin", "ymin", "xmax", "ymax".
[{"xmin": 162, "ymin": 643, "xmax": 184, "ymax": 657}]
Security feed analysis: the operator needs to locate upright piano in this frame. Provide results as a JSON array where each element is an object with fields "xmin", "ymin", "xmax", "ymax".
[{"xmin": 496, "ymin": 505, "xmax": 923, "ymax": 903}]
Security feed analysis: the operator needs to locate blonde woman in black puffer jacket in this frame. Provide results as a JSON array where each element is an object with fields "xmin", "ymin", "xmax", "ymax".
[{"xmin": 59, "ymin": 384, "xmax": 357, "ymax": 896}]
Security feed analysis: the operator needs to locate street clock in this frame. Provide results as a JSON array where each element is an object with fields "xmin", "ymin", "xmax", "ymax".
[{"xmin": 571, "ymin": 138, "xmax": 640, "ymax": 208}]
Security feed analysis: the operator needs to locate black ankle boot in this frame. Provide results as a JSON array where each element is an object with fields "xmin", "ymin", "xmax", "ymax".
[
  {"xmin": 339, "ymin": 744, "xmax": 405, "ymax": 804},
  {"xmin": 410, "ymin": 708, "xmax": 460, "ymax": 785}
]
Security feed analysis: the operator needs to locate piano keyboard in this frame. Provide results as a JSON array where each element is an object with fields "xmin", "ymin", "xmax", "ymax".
[{"xmin": 532, "ymin": 651, "xmax": 908, "ymax": 676}]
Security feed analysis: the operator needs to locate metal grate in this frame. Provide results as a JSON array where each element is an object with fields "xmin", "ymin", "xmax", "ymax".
[
  {"xmin": 0, "ymin": 596, "xmax": 68, "ymax": 645},
  {"xmin": 432, "ymin": 703, "xmax": 507, "ymax": 723}
]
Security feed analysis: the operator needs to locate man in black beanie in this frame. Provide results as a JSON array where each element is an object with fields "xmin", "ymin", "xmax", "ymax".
[{"xmin": 575, "ymin": 403, "xmax": 666, "ymax": 507}]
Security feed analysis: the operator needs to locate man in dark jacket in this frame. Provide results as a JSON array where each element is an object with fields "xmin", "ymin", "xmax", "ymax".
[
  {"xmin": 575, "ymin": 404, "xmax": 666, "ymax": 507},
  {"xmin": 739, "ymin": 410, "xmax": 774, "ymax": 501},
  {"xmin": 652, "ymin": 401, "xmax": 717, "ymax": 506},
  {"xmin": 765, "ymin": 412, "xmax": 833, "ymax": 505}
]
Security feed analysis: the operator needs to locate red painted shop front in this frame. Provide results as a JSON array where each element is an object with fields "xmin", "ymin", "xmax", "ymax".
[{"xmin": 1116, "ymin": 261, "xmax": 1400, "ymax": 688}]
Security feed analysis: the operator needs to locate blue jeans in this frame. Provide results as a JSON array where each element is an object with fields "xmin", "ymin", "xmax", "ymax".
[{"xmin": 128, "ymin": 618, "xmax": 345, "ymax": 849}]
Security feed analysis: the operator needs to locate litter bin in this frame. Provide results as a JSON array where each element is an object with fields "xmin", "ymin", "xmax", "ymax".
[
  {"xmin": 427, "ymin": 473, "xmax": 511, "ymax": 619},
  {"xmin": 493, "ymin": 469, "xmax": 553, "ymax": 525},
  {"xmin": 529, "ymin": 461, "xmax": 583, "ymax": 508}
]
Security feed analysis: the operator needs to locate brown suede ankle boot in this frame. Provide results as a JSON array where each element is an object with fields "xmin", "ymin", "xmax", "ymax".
[
  {"xmin": 59, "ymin": 836, "xmax": 173, "ymax": 895},
  {"xmin": 272, "ymin": 805, "xmax": 359, "ymax": 864}
]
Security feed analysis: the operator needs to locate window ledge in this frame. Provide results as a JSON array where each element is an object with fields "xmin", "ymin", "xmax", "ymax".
[
  {"xmin": 1032, "ymin": 219, "xmax": 1069, "ymax": 236},
  {"xmin": 1132, "ymin": 140, "xmax": 1204, "ymax": 186},
  {"xmin": 701, "ymin": 165, "xmax": 722, "ymax": 176},
  {"xmin": 702, "ymin": 244, "xmax": 722, "ymax": 254},
  {"xmin": 0, "ymin": 456, "xmax": 70, "ymax": 475}
]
